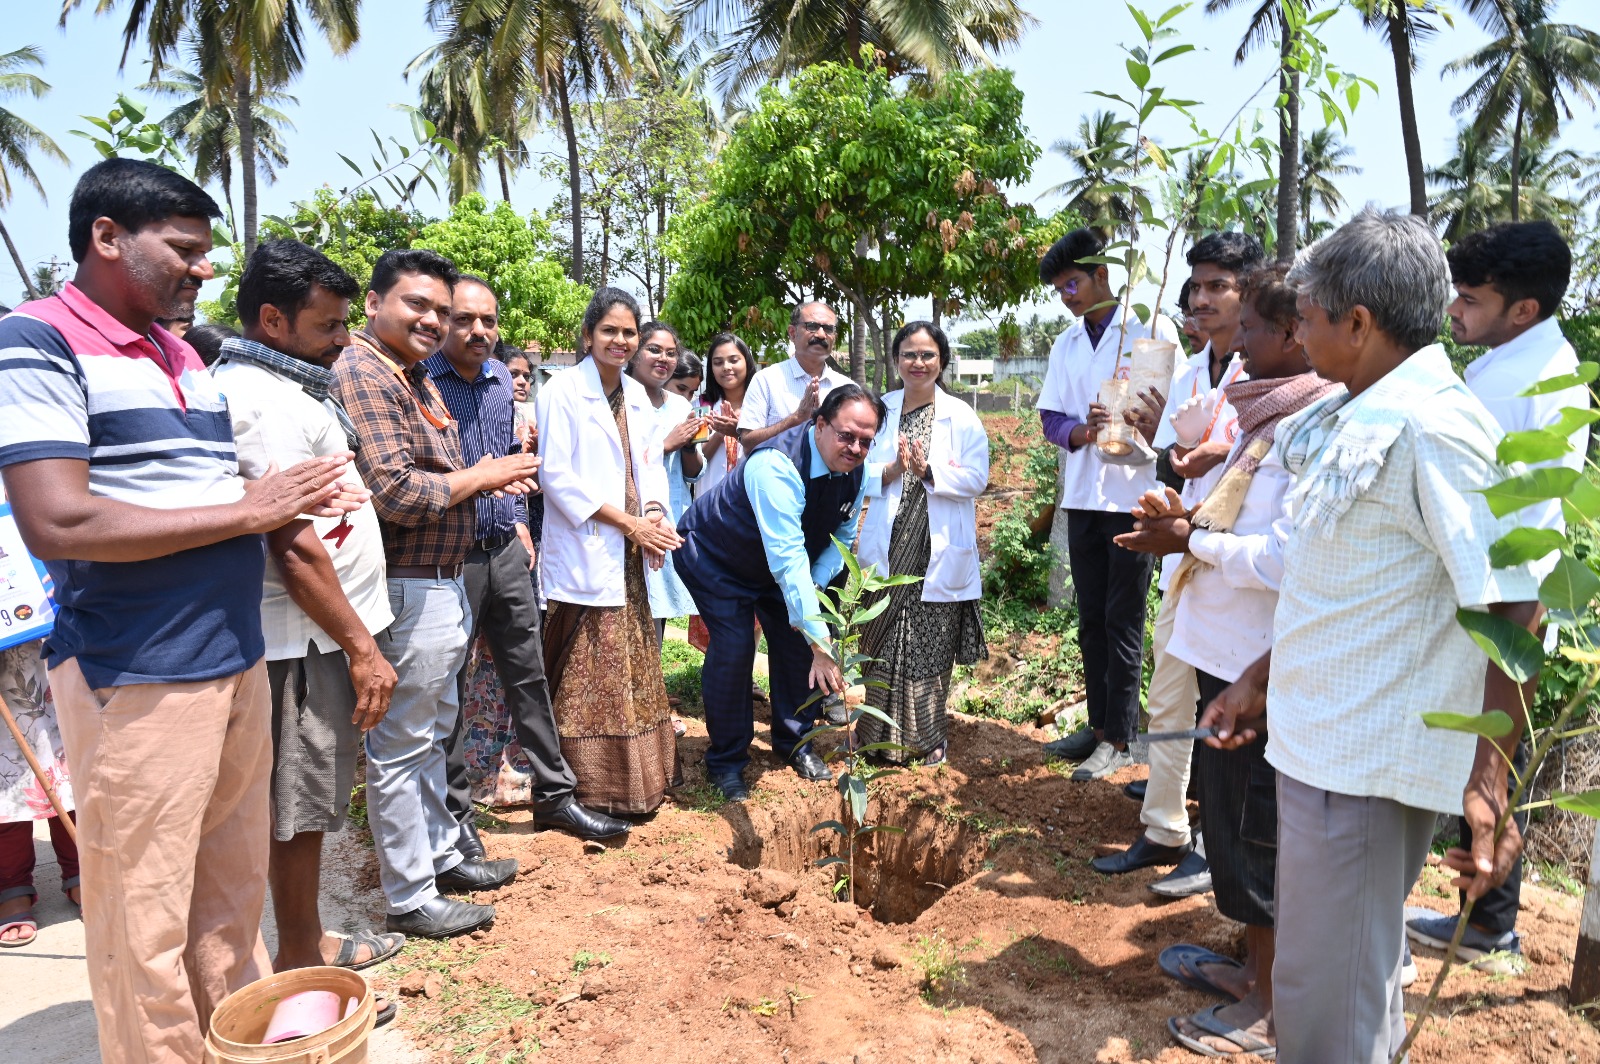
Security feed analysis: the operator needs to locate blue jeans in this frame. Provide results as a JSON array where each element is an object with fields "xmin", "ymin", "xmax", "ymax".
[{"xmin": 367, "ymin": 575, "xmax": 470, "ymax": 914}]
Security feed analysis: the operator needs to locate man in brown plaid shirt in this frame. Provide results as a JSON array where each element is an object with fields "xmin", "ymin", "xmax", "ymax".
[{"xmin": 334, "ymin": 248, "xmax": 542, "ymax": 938}]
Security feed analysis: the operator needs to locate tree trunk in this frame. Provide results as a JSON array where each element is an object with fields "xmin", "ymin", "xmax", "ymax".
[
  {"xmin": 931, "ymin": 298, "xmax": 941, "ymax": 329},
  {"xmin": 1, "ymin": 218, "xmax": 39, "ymax": 301},
  {"xmin": 233, "ymin": 67, "xmax": 259, "ymax": 260},
  {"xmin": 1510, "ymin": 102, "xmax": 1524, "ymax": 223},
  {"xmin": 1274, "ymin": 25, "xmax": 1301, "ymax": 264},
  {"xmin": 1387, "ymin": 9, "xmax": 1427, "ymax": 216},
  {"xmin": 557, "ymin": 69, "xmax": 584, "ymax": 284},
  {"xmin": 849, "ymin": 304, "xmax": 867, "ymax": 384},
  {"xmin": 497, "ymin": 150, "xmax": 512, "ymax": 203},
  {"xmin": 880, "ymin": 295, "xmax": 896, "ymax": 395},
  {"xmin": 656, "ymin": 190, "xmax": 668, "ymax": 315},
  {"xmin": 846, "ymin": 3, "xmax": 862, "ymax": 64}
]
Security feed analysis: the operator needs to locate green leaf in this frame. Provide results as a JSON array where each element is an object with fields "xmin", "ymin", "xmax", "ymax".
[
  {"xmin": 850, "ymin": 742, "xmax": 907, "ymax": 756},
  {"xmin": 1563, "ymin": 476, "xmax": 1600, "ymax": 525},
  {"xmin": 816, "ymin": 856, "xmax": 847, "ymax": 868},
  {"xmin": 846, "ymin": 777, "xmax": 868, "ymax": 824},
  {"xmin": 849, "ymin": 704, "xmax": 900, "ymax": 731},
  {"xmin": 1126, "ymin": 59, "xmax": 1151, "ymax": 89},
  {"xmin": 1551, "ymin": 789, "xmax": 1600, "ymax": 818},
  {"xmin": 848, "ymin": 596, "xmax": 893, "ymax": 626},
  {"xmin": 856, "ymin": 824, "xmax": 906, "ymax": 836},
  {"xmin": 1128, "ymin": 4, "xmax": 1154, "ymax": 42},
  {"xmin": 1421, "ymin": 710, "xmax": 1515, "ymax": 739},
  {"xmin": 337, "ymin": 153, "xmax": 363, "ymax": 176},
  {"xmin": 1496, "ymin": 428, "xmax": 1573, "ymax": 465},
  {"xmin": 811, "ymin": 820, "xmax": 848, "ymax": 836},
  {"xmin": 1539, "ymin": 554, "xmax": 1600, "ymax": 615},
  {"xmin": 1520, "ymin": 363, "xmax": 1599, "ymax": 396},
  {"xmin": 1153, "ymin": 44, "xmax": 1196, "ymax": 64},
  {"xmin": 1455, "ymin": 608, "xmax": 1544, "ymax": 684},
  {"xmin": 1488, "ymin": 528, "xmax": 1568, "ymax": 568},
  {"xmin": 1548, "ymin": 406, "xmax": 1600, "ymax": 440},
  {"xmin": 1478, "ymin": 467, "xmax": 1581, "ymax": 518}
]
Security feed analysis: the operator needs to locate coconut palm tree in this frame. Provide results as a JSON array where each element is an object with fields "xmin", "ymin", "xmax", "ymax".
[
  {"xmin": 417, "ymin": 0, "xmax": 663, "ymax": 283},
  {"xmin": 1429, "ymin": 124, "xmax": 1595, "ymax": 242},
  {"xmin": 1447, "ymin": 0, "xmax": 1600, "ymax": 222},
  {"xmin": 1297, "ymin": 126, "xmax": 1358, "ymax": 242},
  {"xmin": 1042, "ymin": 111, "xmax": 1136, "ymax": 236},
  {"xmin": 1205, "ymin": 0, "xmax": 1317, "ymax": 264},
  {"xmin": 147, "ymin": 64, "xmax": 296, "ymax": 229},
  {"xmin": 680, "ymin": 0, "xmax": 1035, "ymax": 98},
  {"xmin": 1352, "ymin": 0, "xmax": 1440, "ymax": 217},
  {"xmin": 0, "ymin": 45, "xmax": 68, "ymax": 300},
  {"xmin": 64, "ymin": 0, "xmax": 362, "ymax": 258}
]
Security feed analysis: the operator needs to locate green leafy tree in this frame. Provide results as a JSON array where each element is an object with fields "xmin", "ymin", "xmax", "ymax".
[
  {"xmin": 1428, "ymin": 124, "xmax": 1596, "ymax": 242},
  {"xmin": 1297, "ymin": 125, "xmax": 1358, "ymax": 242},
  {"xmin": 662, "ymin": 54, "xmax": 1046, "ymax": 381},
  {"xmin": 415, "ymin": 193, "xmax": 591, "ymax": 352},
  {"xmin": 1447, "ymin": 0, "xmax": 1600, "ymax": 223},
  {"xmin": 0, "ymin": 45, "xmax": 68, "ymax": 301},
  {"xmin": 67, "ymin": 0, "xmax": 363, "ymax": 259}
]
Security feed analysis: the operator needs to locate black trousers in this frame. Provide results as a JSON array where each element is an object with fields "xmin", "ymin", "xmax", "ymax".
[
  {"xmin": 1065, "ymin": 508, "xmax": 1155, "ymax": 745},
  {"xmin": 1194, "ymin": 669, "xmax": 1278, "ymax": 928},
  {"xmin": 444, "ymin": 537, "xmax": 577, "ymax": 820},
  {"xmin": 1456, "ymin": 738, "xmax": 1529, "ymax": 934}
]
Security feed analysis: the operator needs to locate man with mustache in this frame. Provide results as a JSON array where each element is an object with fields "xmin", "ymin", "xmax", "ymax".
[
  {"xmin": 333, "ymin": 249, "xmax": 543, "ymax": 938},
  {"xmin": 423, "ymin": 277, "xmax": 629, "ymax": 847},
  {"xmin": 0, "ymin": 159, "xmax": 359, "ymax": 1063},
  {"xmin": 210, "ymin": 240, "xmax": 407, "ymax": 1008},
  {"xmin": 737, "ymin": 301, "xmax": 853, "ymax": 449}
]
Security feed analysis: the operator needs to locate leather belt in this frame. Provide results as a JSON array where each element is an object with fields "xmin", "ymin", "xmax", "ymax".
[
  {"xmin": 471, "ymin": 533, "xmax": 515, "ymax": 554},
  {"xmin": 389, "ymin": 563, "xmax": 464, "ymax": 580}
]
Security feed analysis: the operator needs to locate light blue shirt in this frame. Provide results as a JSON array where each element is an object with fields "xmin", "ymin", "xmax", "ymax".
[{"xmin": 744, "ymin": 426, "xmax": 868, "ymax": 647}]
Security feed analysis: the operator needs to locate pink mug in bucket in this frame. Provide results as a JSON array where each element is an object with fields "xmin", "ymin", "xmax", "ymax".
[{"xmin": 262, "ymin": 990, "xmax": 344, "ymax": 1044}]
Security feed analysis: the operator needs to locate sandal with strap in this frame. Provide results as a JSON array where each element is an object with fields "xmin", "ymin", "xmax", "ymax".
[
  {"xmin": 1157, "ymin": 944, "xmax": 1244, "ymax": 1001},
  {"xmin": 1168, "ymin": 1003, "xmax": 1277, "ymax": 1059},
  {"xmin": 0, "ymin": 910, "xmax": 38, "ymax": 948},
  {"xmin": 332, "ymin": 929, "xmax": 407, "ymax": 971}
]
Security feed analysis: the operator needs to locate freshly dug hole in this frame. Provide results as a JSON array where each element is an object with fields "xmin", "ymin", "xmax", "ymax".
[{"xmin": 726, "ymin": 789, "xmax": 988, "ymax": 923}]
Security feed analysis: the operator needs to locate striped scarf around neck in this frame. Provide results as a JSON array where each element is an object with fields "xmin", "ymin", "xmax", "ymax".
[{"xmin": 217, "ymin": 336, "xmax": 360, "ymax": 449}]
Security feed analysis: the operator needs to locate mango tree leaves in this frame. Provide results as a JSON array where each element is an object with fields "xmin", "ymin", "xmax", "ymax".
[
  {"xmin": 1478, "ymin": 467, "xmax": 1581, "ymax": 518},
  {"xmin": 1420, "ymin": 710, "xmax": 1515, "ymax": 739},
  {"xmin": 1455, "ymin": 608, "xmax": 1545, "ymax": 684},
  {"xmin": 1487, "ymin": 528, "xmax": 1568, "ymax": 568}
]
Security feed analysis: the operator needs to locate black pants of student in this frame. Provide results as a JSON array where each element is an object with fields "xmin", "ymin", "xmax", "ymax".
[
  {"xmin": 1065, "ymin": 508, "xmax": 1156, "ymax": 746},
  {"xmin": 1193, "ymin": 669, "xmax": 1277, "ymax": 927},
  {"xmin": 1455, "ymin": 738, "xmax": 1530, "ymax": 935},
  {"xmin": 444, "ymin": 535, "xmax": 578, "ymax": 823}
]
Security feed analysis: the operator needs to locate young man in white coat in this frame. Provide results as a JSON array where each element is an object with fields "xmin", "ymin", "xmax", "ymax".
[{"xmin": 1035, "ymin": 228, "xmax": 1180, "ymax": 780}]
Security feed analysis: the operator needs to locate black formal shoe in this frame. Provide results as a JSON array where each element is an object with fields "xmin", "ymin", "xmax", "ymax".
[
  {"xmin": 1123, "ymin": 779, "xmax": 1148, "ymax": 802},
  {"xmin": 821, "ymin": 693, "xmax": 849, "ymax": 726},
  {"xmin": 710, "ymin": 774, "xmax": 749, "ymax": 803},
  {"xmin": 385, "ymin": 895, "xmax": 495, "ymax": 938},
  {"xmin": 436, "ymin": 856, "xmax": 518, "ymax": 893},
  {"xmin": 1090, "ymin": 835, "xmax": 1193, "ymax": 875},
  {"xmin": 789, "ymin": 745, "xmax": 832, "ymax": 781},
  {"xmin": 537, "ymin": 800, "xmax": 631, "ymax": 840},
  {"xmin": 456, "ymin": 819, "xmax": 486, "ymax": 861}
]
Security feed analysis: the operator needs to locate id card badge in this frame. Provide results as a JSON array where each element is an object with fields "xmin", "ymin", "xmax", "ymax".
[{"xmin": 0, "ymin": 497, "xmax": 56, "ymax": 651}]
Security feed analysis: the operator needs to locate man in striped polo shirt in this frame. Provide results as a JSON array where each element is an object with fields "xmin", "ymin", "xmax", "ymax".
[{"xmin": 0, "ymin": 159, "xmax": 358, "ymax": 1064}]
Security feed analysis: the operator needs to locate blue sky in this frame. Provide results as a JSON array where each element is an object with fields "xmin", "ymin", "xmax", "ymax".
[{"xmin": 4, "ymin": 1, "xmax": 1598, "ymax": 319}]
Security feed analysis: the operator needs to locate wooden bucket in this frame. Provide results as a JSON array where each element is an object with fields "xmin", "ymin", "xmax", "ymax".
[{"xmin": 204, "ymin": 966, "xmax": 376, "ymax": 1064}]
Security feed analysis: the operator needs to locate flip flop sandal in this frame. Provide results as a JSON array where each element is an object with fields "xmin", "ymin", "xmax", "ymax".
[
  {"xmin": 921, "ymin": 744, "xmax": 948, "ymax": 767},
  {"xmin": 672, "ymin": 716, "xmax": 687, "ymax": 737},
  {"xmin": 0, "ymin": 910, "xmax": 38, "ymax": 948},
  {"xmin": 1167, "ymin": 1003, "xmax": 1277, "ymax": 1059},
  {"xmin": 1157, "ymin": 944, "xmax": 1244, "ymax": 1001},
  {"xmin": 374, "ymin": 993, "xmax": 398, "ymax": 1029},
  {"xmin": 333, "ymin": 929, "xmax": 407, "ymax": 971}
]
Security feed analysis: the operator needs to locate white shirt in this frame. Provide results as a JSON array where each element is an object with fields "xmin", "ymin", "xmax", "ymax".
[
  {"xmin": 212, "ymin": 360, "xmax": 392, "ymax": 661},
  {"xmin": 1463, "ymin": 315, "xmax": 1590, "ymax": 578},
  {"xmin": 737, "ymin": 356, "xmax": 853, "ymax": 432},
  {"xmin": 1266, "ymin": 348, "xmax": 1540, "ymax": 815},
  {"xmin": 1164, "ymin": 444, "xmax": 1292, "ymax": 683},
  {"xmin": 857, "ymin": 389, "xmax": 991, "ymax": 602},
  {"xmin": 1037, "ymin": 305, "xmax": 1181, "ymax": 512},
  {"xmin": 1152, "ymin": 345, "xmax": 1247, "ymax": 590}
]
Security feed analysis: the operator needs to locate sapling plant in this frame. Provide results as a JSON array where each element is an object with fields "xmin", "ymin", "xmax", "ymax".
[
  {"xmin": 1394, "ymin": 364, "xmax": 1600, "ymax": 1062},
  {"xmin": 798, "ymin": 537, "xmax": 921, "ymax": 906}
]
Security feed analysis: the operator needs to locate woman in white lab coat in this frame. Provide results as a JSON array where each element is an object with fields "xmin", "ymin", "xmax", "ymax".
[
  {"xmin": 535, "ymin": 287, "xmax": 683, "ymax": 814},
  {"xmin": 853, "ymin": 322, "xmax": 990, "ymax": 765}
]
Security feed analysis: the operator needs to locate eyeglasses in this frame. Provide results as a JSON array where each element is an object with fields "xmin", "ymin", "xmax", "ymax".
[
  {"xmin": 1052, "ymin": 278, "xmax": 1081, "ymax": 298},
  {"xmin": 798, "ymin": 321, "xmax": 838, "ymax": 336},
  {"xmin": 898, "ymin": 349, "xmax": 941, "ymax": 364},
  {"xmin": 826, "ymin": 426, "xmax": 874, "ymax": 452}
]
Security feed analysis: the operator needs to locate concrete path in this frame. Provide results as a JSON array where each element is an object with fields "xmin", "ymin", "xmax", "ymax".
[{"xmin": 0, "ymin": 820, "xmax": 426, "ymax": 1063}]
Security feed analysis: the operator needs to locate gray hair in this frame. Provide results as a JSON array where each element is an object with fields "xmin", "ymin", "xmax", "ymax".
[
  {"xmin": 1286, "ymin": 207, "xmax": 1449, "ymax": 352},
  {"xmin": 790, "ymin": 300, "xmax": 836, "ymax": 327}
]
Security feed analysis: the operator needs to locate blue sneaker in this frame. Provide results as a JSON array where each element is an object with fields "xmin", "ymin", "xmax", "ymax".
[{"xmin": 1404, "ymin": 907, "xmax": 1524, "ymax": 975}]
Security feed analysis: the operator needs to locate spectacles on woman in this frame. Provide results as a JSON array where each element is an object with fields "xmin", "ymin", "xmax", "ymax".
[{"xmin": 898, "ymin": 349, "xmax": 940, "ymax": 363}]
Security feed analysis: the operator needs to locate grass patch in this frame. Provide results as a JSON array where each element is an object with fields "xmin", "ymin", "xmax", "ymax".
[
  {"xmin": 571, "ymin": 950, "xmax": 612, "ymax": 974},
  {"xmin": 673, "ymin": 776, "xmax": 730, "ymax": 814},
  {"xmin": 912, "ymin": 932, "xmax": 970, "ymax": 999},
  {"xmin": 1534, "ymin": 860, "xmax": 1586, "ymax": 897},
  {"xmin": 661, "ymin": 638, "xmax": 704, "ymax": 711}
]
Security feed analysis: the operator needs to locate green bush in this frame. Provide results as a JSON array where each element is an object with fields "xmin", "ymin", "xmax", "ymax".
[{"xmin": 661, "ymin": 639, "xmax": 704, "ymax": 710}]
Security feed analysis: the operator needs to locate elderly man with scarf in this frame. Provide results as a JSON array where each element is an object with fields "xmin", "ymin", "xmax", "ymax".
[
  {"xmin": 1115, "ymin": 263, "xmax": 1338, "ymax": 1059},
  {"xmin": 211, "ymin": 238, "xmax": 406, "ymax": 1021}
]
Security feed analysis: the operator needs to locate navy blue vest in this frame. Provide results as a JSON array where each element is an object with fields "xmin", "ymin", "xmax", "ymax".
[{"xmin": 679, "ymin": 425, "xmax": 863, "ymax": 589}]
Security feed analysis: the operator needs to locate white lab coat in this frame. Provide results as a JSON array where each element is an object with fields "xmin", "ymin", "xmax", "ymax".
[
  {"xmin": 535, "ymin": 357, "xmax": 671, "ymax": 607},
  {"xmin": 857, "ymin": 388, "xmax": 990, "ymax": 602}
]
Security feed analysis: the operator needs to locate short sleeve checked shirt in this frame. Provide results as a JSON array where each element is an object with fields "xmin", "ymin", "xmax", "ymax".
[
  {"xmin": 331, "ymin": 333, "xmax": 474, "ymax": 567},
  {"xmin": 1265, "ymin": 347, "xmax": 1541, "ymax": 816}
]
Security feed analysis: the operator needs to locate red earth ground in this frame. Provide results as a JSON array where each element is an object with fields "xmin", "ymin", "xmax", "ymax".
[{"xmin": 362, "ymin": 709, "xmax": 1600, "ymax": 1064}]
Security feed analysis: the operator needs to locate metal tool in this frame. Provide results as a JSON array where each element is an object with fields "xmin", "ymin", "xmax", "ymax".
[{"xmin": 1135, "ymin": 726, "xmax": 1219, "ymax": 743}]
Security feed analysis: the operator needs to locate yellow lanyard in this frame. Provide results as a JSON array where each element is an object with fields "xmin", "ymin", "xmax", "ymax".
[{"xmin": 349, "ymin": 333, "xmax": 454, "ymax": 432}]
